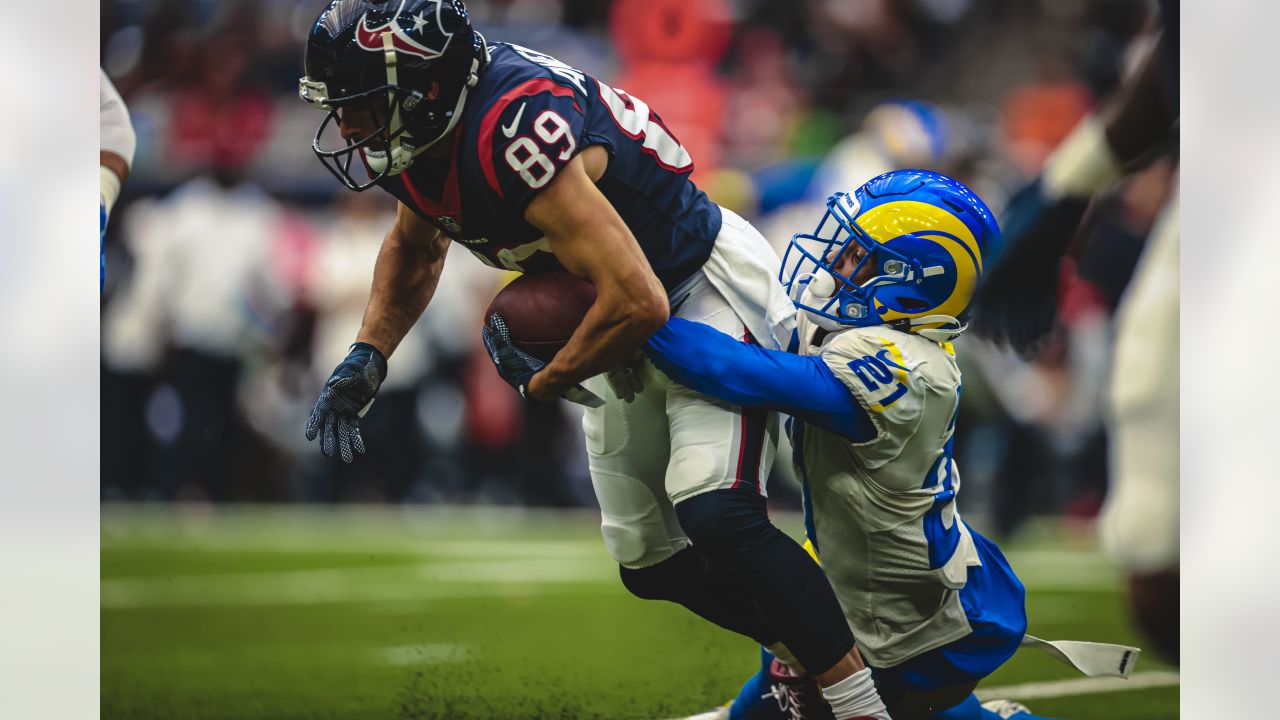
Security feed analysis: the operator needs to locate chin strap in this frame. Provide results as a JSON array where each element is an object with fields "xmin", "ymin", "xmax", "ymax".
[
  {"xmin": 797, "ymin": 280, "xmax": 849, "ymax": 333},
  {"xmin": 795, "ymin": 267, "xmax": 969, "ymax": 341},
  {"xmin": 890, "ymin": 314, "xmax": 967, "ymax": 342},
  {"xmin": 373, "ymin": 32, "xmax": 490, "ymax": 175},
  {"xmin": 421, "ymin": 38, "xmax": 485, "ymax": 150},
  {"xmin": 378, "ymin": 32, "xmax": 407, "ymax": 173}
]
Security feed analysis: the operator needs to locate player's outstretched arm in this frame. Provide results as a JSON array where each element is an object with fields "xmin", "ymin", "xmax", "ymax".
[
  {"xmin": 304, "ymin": 203, "xmax": 449, "ymax": 463},
  {"xmin": 101, "ymin": 69, "xmax": 135, "ymax": 290},
  {"xmin": 100, "ymin": 70, "xmax": 135, "ymax": 213},
  {"xmin": 521, "ymin": 151, "xmax": 670, "ymax": 400},
  {"xmin": 973, "ymin": 31, "xmax": 1176, "ymax": 353},
  {"xmin": 356, "ymin": 201, "xmax": 450, "ymax": 358},
  {"xmin": 646, "ymin": 318, "xmax": 874, "ymax": 442}
]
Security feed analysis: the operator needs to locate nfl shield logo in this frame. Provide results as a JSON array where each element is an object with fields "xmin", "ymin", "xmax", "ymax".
[{"xmin": 437, "ymin": 216, "xmax": 464, "ymax": 235}]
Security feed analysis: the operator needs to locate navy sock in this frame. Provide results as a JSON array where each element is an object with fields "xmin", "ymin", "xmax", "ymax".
[{"xmin": 676, "ymin": 488, "xmax": 855, "ymax": 674}]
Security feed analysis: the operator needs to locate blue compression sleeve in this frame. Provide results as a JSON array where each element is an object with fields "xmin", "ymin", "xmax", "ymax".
[
  {"xmin": 101, "ymin": 201, "xmax": 107, "ymax": 292},
  {"xmin": 645, "ymin": 318, "xmax": 874, "ymax": 442}
]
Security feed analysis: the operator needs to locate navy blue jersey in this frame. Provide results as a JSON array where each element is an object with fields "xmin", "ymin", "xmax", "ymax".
[{"xmin": 378, "ymin": 43, "xmax": 722, "ymax": 290}]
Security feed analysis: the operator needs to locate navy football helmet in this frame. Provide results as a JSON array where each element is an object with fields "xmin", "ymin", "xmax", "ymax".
[
  {"xmin": 779, "ymin": 169, "xmax": 1001, "ymax": 341},
  {"xmin": 299, "ymin": 0, "xmax": 488, "ymax": 190}
]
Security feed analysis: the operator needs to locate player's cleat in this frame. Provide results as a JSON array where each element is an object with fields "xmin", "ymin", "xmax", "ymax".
[
  {"xmin": 765, "ymin": 658, "xmax": 836, "ymax": 720},
  {"xmin": 981, "ymin": 699, "xmax": 1035, "ymax": 718}
]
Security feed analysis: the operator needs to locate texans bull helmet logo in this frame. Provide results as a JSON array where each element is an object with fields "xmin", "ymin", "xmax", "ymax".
[
  {"xmin": 354, "ymin": 0, "xmax": 455, "ymax": 60},
  {"xmin": 301, "ymin": 0, "xmax": 485, "ymax": 191}
]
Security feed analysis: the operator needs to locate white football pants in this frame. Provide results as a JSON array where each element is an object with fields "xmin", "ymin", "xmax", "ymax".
[
  {"xmin": 1098, "ymin": 189, "xmax": 1179, "ymax": 573},
  {"xmin": 582, "ymin": 209, "xmax": 787, "ymax": 569}
]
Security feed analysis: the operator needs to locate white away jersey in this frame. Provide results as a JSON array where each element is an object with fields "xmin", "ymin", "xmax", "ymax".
[{"xmin": 793, "ymin": 317, "xmax": 983, "ymax": 667}]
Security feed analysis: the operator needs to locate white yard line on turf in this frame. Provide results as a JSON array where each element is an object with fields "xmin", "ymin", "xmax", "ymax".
[
  {"xmin": 378, "ymin": 643, "xmax": 473, "ymax": 666},
  {"xmin": 662, "ymin": 672, "xmax": 1179, "ymax": 720},
  {"xmin": 975, "ymin": 671, "xmax": 1180, "ymax": 701},
  {"xmin": 101, "ymin": 537, "xmax": 609, "ymax": 556},
  {"xmin": 100, "ymin": 557, "xmax": 618, "ymax": 608}
]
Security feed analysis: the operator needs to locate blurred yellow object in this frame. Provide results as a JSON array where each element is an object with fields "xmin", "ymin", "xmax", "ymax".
[
  {"xmin": 701, "ymin": 168, "xmax": 759, "ymax": 218},
  {"xmin": 496, "ymin": 269, "xmax": 522, "ymax": 289}
]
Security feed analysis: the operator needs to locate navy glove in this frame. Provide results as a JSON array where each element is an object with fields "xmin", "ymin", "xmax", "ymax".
[
  {"xmin": 482, "ymin": 313, "xmax": 544, "ymax": 399},
  {"xmin": 971, "ymin": 180, "xmax": 1090, "ymax": 356},
  {"xmin": 306, "ymin": 342, "xmax": 387, "ymax": 463},
  {"xmin": 481, "ymin": 313, "xmax": 605, "ymax": 407}
]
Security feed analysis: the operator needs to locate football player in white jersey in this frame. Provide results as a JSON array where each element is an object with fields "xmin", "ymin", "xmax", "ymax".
[
  {"xmin": 972, "ymin": 6, "xmax": 1178, "ymax": 663},
  {"xmin": 100, "ymin": 69, "xmax": 135, "ymax": 291},
  {"xmin": 647, "ymin": 170, "xmax": 1056, "ymax": 720}
]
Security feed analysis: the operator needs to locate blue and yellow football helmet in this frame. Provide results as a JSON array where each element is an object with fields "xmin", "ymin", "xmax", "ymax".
[{"xmin": 779, "ymin": 169, "xmax": 1001, "ymax": 341}]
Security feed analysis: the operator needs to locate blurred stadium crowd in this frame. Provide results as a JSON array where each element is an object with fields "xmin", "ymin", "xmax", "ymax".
[{"xmin": 100, "ymin": 0, "xmax": 1174, "ymax": 536}]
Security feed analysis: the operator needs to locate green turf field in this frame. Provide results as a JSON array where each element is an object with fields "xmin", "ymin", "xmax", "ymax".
[{"xmin": 102, "ymin": 505, "xmax": 1177, "ymax": 719}]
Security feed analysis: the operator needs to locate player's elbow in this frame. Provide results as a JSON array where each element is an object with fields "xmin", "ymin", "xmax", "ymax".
[
  {"xmin": 629, "ymin": 292, "xmax": 669, "ymax": 336},
  {"xmin": 594, "ymin": 264, "xmax": 668, "ymax": 336}
]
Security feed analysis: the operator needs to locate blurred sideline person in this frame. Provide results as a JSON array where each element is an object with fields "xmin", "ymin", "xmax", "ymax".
[
  {"xmin": 648, "ymin": 171, "xmax": 1137, "ymax": 720},
  {"xmin": 102, "ymin": 170, "xmax": 293, "ymax": 499},
  {"xmin": 757, "ymin": 99, "xmax": 954, "ymax": 258},
  {"xmin": 297, "ymin": 2, "xmax": 889, "ymax": 716},
  {"xmin": 101, "ymin": 69, "xmax": 136, "ymax": 291},
  {"xmin": 972, "ymin": 3, "xmax": 1178, "ymax": 663}
]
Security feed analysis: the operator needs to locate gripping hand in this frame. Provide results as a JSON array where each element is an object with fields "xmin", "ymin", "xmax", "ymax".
[
  {"xmin": 482, "ymin": 313, "xmax": 545, "ymax": 399},
  {"xmin": 482, "ymin": 313, "xmax": 605, "ymax": 407},
  {"xmin": 305, "ymin": 342, "xmax": 387, "ymax": 463},
  {"xmin": 605, "ymin": 352, "xmax": 645, "ymax": 403},
  {"xmin": 971, "ymin": 180, "xmax": 1089, "ymax": 355}
]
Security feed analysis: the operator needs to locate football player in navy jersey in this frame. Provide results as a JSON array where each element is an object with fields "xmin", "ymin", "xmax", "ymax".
[{"xmin": 299, "ymin": 2, "xmax": 889, "ymax": 717}]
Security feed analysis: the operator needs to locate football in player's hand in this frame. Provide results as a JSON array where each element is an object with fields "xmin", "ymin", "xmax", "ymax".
[{"xmin": 485, "ymin": 269, "xmax": 597, "ymax": 362}]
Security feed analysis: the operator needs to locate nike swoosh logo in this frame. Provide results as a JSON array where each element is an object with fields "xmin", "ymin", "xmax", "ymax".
[{"xmin": 501, "ymin": 103, "xmax": 526, "ymax": 138}]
